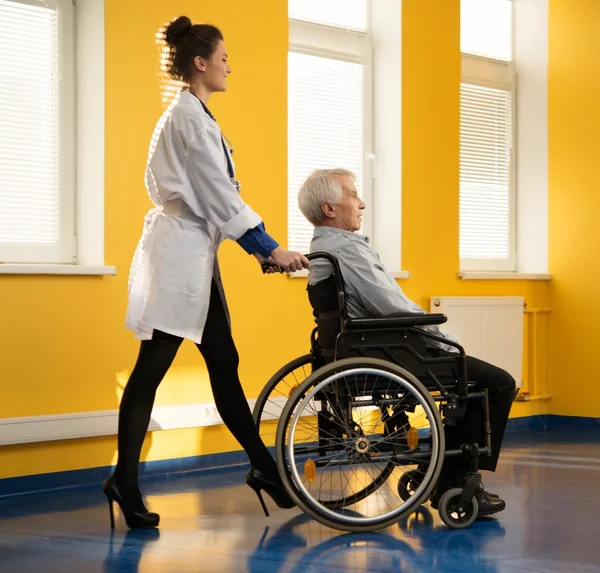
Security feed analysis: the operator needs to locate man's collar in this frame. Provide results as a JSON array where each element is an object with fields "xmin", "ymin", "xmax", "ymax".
[{"xmin": 313, "ymin": 225, "xmax": 370, "ymax": 243}]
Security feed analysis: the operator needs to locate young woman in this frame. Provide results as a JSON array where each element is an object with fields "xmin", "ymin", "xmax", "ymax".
[{"xmin": 102, "ymin": 15, "xmax": 307, "ymax": 529}]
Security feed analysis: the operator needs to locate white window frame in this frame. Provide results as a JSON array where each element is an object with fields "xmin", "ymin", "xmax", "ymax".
[
  {"xmin": 459, "ymin": 0, "xmax": 550, "ymax": 280},
  {"xmin": 0, "ymin": 0, "xmax": 75, "ymax": 265},
  {"xmin": 286, "ymin": 1, "xmax": 406, "ymax": 277},
  {"xmin": 459, "ymin": 51, "xmax": 517, "ymax": 272},
  {"xmin": 0, "ymin": 0, "xmax": 113, "ymax": 275},
  {"xmin": 287, "ymin": 10, "xmax": 375, "ymax": 255},
  {"xmin": 513, "ymin": 0, "xmax": 548, "ymax": 277},
  {"xmin": 370, "ymin": 0, "xmax": 403, "ymax": 276}
]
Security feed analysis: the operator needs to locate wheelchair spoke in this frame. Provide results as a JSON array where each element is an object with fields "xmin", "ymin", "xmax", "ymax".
[
  {"xmin": 318, "ymin": 456, "xmax": 369, "ymax": 509},
  {"xmin": 313, "ymin": 449, "xmax": 355, "ymax": 506}
]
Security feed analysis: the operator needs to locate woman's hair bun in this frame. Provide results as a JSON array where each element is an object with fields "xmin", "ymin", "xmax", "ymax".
[{"xmin": 165, "ymin": 16, "xmax": 192, "ymax": 46}]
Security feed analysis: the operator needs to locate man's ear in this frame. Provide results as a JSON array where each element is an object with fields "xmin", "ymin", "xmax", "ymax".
[{"xmin": 321, "ymin": 201, "xmax": 335, "ymax": 219}]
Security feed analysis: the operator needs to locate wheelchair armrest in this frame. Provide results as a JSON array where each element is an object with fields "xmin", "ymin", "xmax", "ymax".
[{"xmin": 345, "ymin": 313, "xmax": 448, "ymax": 330}]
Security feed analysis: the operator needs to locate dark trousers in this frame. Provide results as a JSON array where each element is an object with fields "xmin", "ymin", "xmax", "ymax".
[{"xmin": 431, "ymin": 351, "xmax": 517, "ymax": 473}]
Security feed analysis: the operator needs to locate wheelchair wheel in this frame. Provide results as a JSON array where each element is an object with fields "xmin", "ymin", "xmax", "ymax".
[
  {"xmin": 276, "ymin": 357, "xmax": 445, "ymax": 532},
  {"xmin": 397, "ymin": 468, "xmax": 423, "ymax": 502},
  {"xmin": 253, "ymin": 354, "xmax": 313, "ymax": 439},
  {"xmin": 438, "ymin": 488, "xmax": 479, "ymax": 529},
  {"xmin": 254, "ymin": 355, "xmax": 395, "ymax": 508}
]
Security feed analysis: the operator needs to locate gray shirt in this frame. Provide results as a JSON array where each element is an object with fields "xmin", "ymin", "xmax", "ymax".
[{"xmin": 308, "ymin": 226, "xmax": 458, "ymax": 352}]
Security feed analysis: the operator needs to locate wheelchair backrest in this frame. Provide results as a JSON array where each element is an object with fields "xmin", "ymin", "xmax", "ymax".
[{"xmin": 307, "ymin": 273, "xmax": 343, "ymax": 360}]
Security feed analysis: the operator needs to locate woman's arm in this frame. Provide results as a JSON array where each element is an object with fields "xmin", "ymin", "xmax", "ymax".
[
  {"xmin": 236, "ymin": 223, "xmax": 279, "ymax": 258},
  {"xmin": 178, "ymin": 120, "xmax": 262, "ymax": 240}
]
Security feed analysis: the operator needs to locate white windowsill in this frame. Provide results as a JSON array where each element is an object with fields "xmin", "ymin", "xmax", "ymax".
[
  {"xmin": 0, "ymin": 264, "xmax": 116, "ymax": 276},
  {"xmin": 459, "ymin": 271, "xmax": 551, "ymax": 281},
  {"xmin": 288, "ymin": 269, "xmax": 309, "ymax": 278},
  {"xmin": 392, "ymin": 271, "xmax": 411, "ymax": 279}
]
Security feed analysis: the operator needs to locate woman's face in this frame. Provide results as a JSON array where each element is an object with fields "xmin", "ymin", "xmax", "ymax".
[{"xmin": 196, "ymin": 40, "xmax": 231, "ymax": 93}]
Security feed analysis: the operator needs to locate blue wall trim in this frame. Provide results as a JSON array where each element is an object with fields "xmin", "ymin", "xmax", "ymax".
[
  {"xmin": 505, "ymin": 414, "xmax": 600, "ymax": 433},
  {"xmin": 1, "ymin": 415, "xmax": 599, "ymax": 499},
  {"xmin": 0, "ymin": 449, "xmax": 255, "ymax": 500}
]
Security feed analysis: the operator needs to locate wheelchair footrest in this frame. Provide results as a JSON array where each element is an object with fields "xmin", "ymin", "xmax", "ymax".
[{"xmin": 457, "ymin": 472, "xmax": 481, "ymax": 508}]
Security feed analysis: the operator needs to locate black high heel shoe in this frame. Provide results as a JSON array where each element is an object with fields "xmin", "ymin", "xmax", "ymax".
[
  {"xmin": 246, "ymin": 467, "xmax": 296, "ymax": 517},
  {"xmin": 102, "ymin": 476, "xmax": 160, "ymax": 530}
]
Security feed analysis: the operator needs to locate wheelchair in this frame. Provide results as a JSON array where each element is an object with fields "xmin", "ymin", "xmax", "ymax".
[{"xmin": 253, "ymin": 252, "xmax": 493, "ymax": 532}]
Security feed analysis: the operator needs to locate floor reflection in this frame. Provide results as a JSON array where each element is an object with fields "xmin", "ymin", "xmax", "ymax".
[{"xmin": 0, "ymin": 430, "xmax": 599, "ymax": 572}]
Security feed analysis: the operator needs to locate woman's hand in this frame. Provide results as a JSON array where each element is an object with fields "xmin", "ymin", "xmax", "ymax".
[
  {"xmin": 253, "ymin": 253, "xmax": 281, "ymax": 274},
  {"xmin": 269, "ymin": 247, "xmax": 310, "ymax": 273}
]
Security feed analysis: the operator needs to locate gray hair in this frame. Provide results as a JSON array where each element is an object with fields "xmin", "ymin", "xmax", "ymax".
[{"xmin": 298, "ymin": 168, "xmax": 356, "ymax": 225}]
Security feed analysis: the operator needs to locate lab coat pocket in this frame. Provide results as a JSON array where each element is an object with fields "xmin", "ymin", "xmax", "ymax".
[{"xmin": 156, "ymin": 229, "xmax": 211, "ymax": 297}]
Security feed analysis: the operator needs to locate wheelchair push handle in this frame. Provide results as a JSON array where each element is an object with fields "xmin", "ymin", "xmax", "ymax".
[
  {"xmin": 261, "ymin": 251, "xmax": 342, "ymax": 275},
  {"xmin": 261, "ymin": 263, "xmax": 285, "ymax": 274}
]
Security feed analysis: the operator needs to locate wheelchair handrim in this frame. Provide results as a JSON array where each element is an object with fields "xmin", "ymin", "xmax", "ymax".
[{"xmin": 285, "ymin": 367, "xmax": 442, "ymax": 527}]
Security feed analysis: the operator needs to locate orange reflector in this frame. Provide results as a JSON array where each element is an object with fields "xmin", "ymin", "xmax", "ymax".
[
  {"xmin": 305, "ymin": 459, "xmax": 317, "ymax": 482},
  {"xmin": 288, "ymin": 384, "xmax": 299, "ymax": 398},
  {"xmin": 407, "ymin": 427, "xmax": 419, "ymax": 450}
]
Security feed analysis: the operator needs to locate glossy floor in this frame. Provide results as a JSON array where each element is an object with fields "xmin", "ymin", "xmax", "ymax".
[{"xmin": 1, "ymin": 431, "xmax": 599, "ymax": 573}]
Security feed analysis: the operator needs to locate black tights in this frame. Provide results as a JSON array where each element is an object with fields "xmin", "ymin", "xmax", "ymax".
[{"xmin": 113, "ymin": 281, "xmax": 277, "ymax": 511}]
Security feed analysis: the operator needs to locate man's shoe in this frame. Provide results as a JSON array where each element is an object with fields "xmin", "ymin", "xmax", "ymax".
[
  {"xmin": 430, "ymin": 483, "xmax": 504, "ymax": 514},
  {"xmin": 474, "ymin": 485, "xmax": 506, "ymax": 516}
]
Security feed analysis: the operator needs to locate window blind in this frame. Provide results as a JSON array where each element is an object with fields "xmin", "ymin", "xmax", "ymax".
[
  {"xmin": 287, "ymin": 52, "xmax": 364, "ymax": 254},
  {"xmin": 459, "ymin": 83, "xmax": 512, "ymax": 262},
  {"xmin": 0, "ymin": 0, "xmax": 74, "ymax": 264},
  {"xmin": 0, "ymin": 0, "xmax": 60, "ymax": 245}
]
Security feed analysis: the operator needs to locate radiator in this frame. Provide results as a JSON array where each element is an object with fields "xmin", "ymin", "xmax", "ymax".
[{"xmin": 429, "ymin": 296, "xmax": 524, "ymax": 388}]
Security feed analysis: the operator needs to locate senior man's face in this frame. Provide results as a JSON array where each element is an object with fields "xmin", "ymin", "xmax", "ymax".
[{"xmin": 334, "ymin": 176, "xmax": 366, "ymax": 232}]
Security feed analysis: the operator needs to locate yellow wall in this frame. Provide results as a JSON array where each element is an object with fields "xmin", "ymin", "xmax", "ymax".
[
  {"xmin": 548, "ymin": 0, "xmax": 600, "ymax": 417},
  {"xmin": 400, "ymin": 0, "xmax": 551, "ymax": 419},
  {"xmin": 0, "ymin": 0, "xmax": 552, "ymax": 481}
]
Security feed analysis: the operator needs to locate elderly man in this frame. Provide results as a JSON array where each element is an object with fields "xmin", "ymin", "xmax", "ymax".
[{"xmin": 298, "ymin": 168, "xmax": 516, "ymax": 517}]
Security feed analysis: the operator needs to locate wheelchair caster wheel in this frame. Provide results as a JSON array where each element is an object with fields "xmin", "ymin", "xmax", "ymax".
[
  {"xmin": 438, "ymin": 487, "xmax": 478, "ymax": 529},
  {"xmin": 398, "ymin": 469, "xmax": 423, "ymax": 502}
]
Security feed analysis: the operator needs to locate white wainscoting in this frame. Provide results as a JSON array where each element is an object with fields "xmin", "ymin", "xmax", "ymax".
[{"xmin": 0, "ymin": 397, "xmax": 287, "ymax": 446}]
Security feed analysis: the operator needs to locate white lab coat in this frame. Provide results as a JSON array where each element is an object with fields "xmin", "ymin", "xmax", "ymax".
[{"xmin": 125, "ymin": 90, "xmax": 262, "ymax": 343}]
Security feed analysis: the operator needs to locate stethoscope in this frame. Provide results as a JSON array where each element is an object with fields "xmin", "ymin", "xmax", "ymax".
[
  {"xmin": 221, "ymin": 132, "xmax": 234, "ymax": 156},
  {"xmin": 189, "ymin": 90, "xmax": 241, "ymax": 193}
]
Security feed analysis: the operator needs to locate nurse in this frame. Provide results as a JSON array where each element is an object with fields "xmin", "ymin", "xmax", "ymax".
[{"xmin": 102, "ymin": 15, "xmax": 308, "ymax": 529}]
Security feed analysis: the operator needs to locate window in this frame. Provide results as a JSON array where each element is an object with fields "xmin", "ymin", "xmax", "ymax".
[
  {"xmin": 288, "ymin": 0, "xmax": 368, "ymax": 30},
  {"xmin": 0, "ymin": 0, "xmax": 75, "ymax": 264},
  {"xmin": 287, "ymin": 0, "xmax": 373, "ymax": 256},
  {"xmin": 459, "ymin": 0, "xmax": 515, "ymax": 272},
  {"xmin": 0, "ymin": 0, "xmax": 110, "ymax": 274}
]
